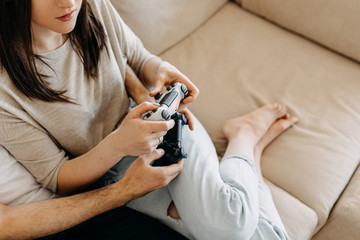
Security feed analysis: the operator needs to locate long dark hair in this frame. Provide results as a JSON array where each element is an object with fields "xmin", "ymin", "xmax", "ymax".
[{"xmin": 0, "ymin": 0, "xmax": 107, "ymax": 102}]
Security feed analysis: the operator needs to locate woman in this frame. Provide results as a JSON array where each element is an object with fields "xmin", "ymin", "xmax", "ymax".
[{"xmin": 0, "ymin": 0, "xmax": 297, "ymax": 239}]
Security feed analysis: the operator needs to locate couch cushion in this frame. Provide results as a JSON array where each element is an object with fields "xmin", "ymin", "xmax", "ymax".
[
  {"xmin": 110, "ymin": 0, "xmax": 227, "ymax": 55},
  {"xmin": 265, "ymin": 180, "xmax": 318, "ymax": 240},
  {"xmin": 238, "ymin": 0, "xmax": 360, "ymax": 63},
  {"xmin": 160, "ymin": 2, "xmax": 360, "ymax": 237},
  {"xmin": 312, "ymin": 166, "xmax": 360, "ymax": 240}
]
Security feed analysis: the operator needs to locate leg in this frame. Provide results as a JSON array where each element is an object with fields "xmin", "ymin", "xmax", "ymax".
[
  {"xmin": 168, "ymin": 104, "xmax": 292, "ymax": 240},
  {"xmin": 98, "ymin": 156, "xmax": 193, "ymax": 239},
  {"xmin": 250, "ymin": 116, "xmax": 297, "ymax": 240},
  {"xmin": 37, "ymin": 206, "xmax": 188, "ymax": 240}
]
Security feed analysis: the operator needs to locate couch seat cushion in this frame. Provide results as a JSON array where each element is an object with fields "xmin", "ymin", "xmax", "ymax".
[
  {"xmin": 266, "ymin": 180, "xmax": 318, "ymax": 240},
  {"xmin": 160, "ymin": 2, "xmax": 360, "ymax": 237}
]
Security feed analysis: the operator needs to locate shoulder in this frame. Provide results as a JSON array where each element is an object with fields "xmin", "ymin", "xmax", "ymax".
[{"xmin": 87, "ymin": 0, "xmax": 116, "ymax": 18}]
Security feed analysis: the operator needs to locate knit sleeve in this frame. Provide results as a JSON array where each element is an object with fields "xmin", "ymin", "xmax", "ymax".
[{"xmin": 0, "ymin": 103, "xmax": 68, "ymax": 193}]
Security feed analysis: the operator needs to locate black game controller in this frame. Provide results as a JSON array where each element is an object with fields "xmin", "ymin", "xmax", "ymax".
[{"xmin": 151, "ymin": 113, "xmax": 188, "ymax": 167}]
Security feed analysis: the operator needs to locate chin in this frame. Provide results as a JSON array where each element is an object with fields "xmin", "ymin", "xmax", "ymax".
[{"xmin": 55, "ymin": 25, "xmax": 77, "ymax": 35}]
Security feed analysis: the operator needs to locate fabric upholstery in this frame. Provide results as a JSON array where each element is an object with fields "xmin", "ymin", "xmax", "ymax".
[
  {"xmin": 160, "ymin": 2, "xmax": 360, "ymax": 237},
  {"xmin": 110, "ymin": 0, "xmax": 227, "ymax": 55},
  {"xmin": 312, "ymin": 165, "xmax": 360, "ymax": 240},
  {"xmin": 240, "ymin": 0, "xmax": 360, "ymax": 62},
  {"xmin": 266, "ymin": 180, "xmax": 318, "ymax": 240}
]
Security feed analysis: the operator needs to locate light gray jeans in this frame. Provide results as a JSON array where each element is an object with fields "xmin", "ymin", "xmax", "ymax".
[{"xmin": 105, "ymin": 114, "xmax": 290, "ymax": 240}]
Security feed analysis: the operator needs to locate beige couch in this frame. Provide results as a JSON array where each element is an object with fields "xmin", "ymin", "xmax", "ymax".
[{"xmin": 111, "ymin": 0, "xmax": 360, "ymax": 239}]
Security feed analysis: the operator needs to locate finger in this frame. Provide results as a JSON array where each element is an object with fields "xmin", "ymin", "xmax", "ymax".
[
  {"xmin": 182, "ymin": 94, "xmax": 197, "ymax": 104},
  {"xmin": 178, "ymin": 102, "xmax": 190, "ymax": 112},
  {"xmin": 180, "ymin": 109, "xmax": 194, "ymax": 131},
  {"xmin": 141, "ymin": 149, "xmax": 165, "ymax": 165},
  {"xmin": 163, "ymin": 159, "xmax": 184, "ymax": 177},
  {"xmin": 149, "ymin": 76, "xmax": 165, "ymax": 97},
  {"xmin": 146, "ymin": 119, "xmax": 175, "ymax": 132},
  {"xmin": 129, "ymin": 102, "xmax": 160, "ymax": 118},
  {"xmin": 149, "ymin": 136, "xmax": 163, "ymax": 148},
  {"xmin": 151, "ymin": 131, "xmax": 167, "ymax": 139},
  {"xmin": 177, "ymin": 77, "xmax": 199, "ymax": 104}
]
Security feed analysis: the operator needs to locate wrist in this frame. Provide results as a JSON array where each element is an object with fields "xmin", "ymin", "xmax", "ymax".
[
  {"xmin": 103, "ymin": 133, "xmax": 126, "ymax": 161},
  {"xmin": 142, "ymin": 57, "xmax": 163, "ymax": 87},
  {"xmin": 104, "ymin": 180, "xmax": 134, "ymax": 208}
]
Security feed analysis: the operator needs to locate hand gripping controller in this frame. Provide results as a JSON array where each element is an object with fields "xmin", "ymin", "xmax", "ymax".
[
  {"xmin": 151, "ymin": 113, "xmax": 188, "ymax": 166},
  {"xmin": 143, "ymin": 83, "xmax": 188, "ymax": 121}
]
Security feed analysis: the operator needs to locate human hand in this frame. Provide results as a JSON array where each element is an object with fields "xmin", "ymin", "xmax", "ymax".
[
  {"xmin": 108, "ymin": 102, "xmax": 175, "ymax": 158},
  {"xmin": 120, "ymin": 149, "xmax": 184, "ymax": 199},
  {"xmin": 149, "ymin": 61, "xmax": 199, "ymax": 111},
  {"xmin": 179, "ymin": 108, "xmax": 194, "ymax": 131}
]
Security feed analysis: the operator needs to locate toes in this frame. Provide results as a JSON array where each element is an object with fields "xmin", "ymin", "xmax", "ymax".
[
  {"xmin": 274, "ymin": 116, "xmax": 298, "ymax": 132},
  {"xmin": 262, "ymin": 103, "xmax": 288, "ymax": 119},
  {"xmin": 256, "ymin": 116, "xmax": 298, "ymax": 152}
]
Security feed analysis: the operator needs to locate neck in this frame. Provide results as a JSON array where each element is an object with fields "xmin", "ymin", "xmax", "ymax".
[{"xmin": 31, "ymin": 21, "xmax": 66, "ymax": 54}]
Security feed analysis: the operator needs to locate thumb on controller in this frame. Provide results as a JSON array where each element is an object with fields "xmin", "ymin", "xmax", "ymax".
[
  {"xmin": 149, "ymin": 77, "xmax": 166, "ymax": 97},
  {"xmin": 129, "ymin": 102, "xmax": 159, "ymax": 118}
]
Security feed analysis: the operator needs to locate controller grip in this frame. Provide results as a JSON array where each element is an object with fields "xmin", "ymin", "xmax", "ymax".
[{"xmin": 151, "ymin": 113, "xmax": 188, "ymax": 167}]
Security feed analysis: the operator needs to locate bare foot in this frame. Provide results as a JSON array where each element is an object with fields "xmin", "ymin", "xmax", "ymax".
[
  {"xmin": 222, "ymin": 104, "xmax": 289, "ymax": 160},
  {"xmin": 222, "ymin": 104, "xmax": 288, "ymax": 144},
  {"xmin": 254, "ymin": 115, "xmax": 298, "ymax": 175}
]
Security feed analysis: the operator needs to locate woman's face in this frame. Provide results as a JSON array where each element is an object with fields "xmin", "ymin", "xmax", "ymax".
[{"xmin": 31, "ymin": 0, "xmax": 83, "ymax": 34}]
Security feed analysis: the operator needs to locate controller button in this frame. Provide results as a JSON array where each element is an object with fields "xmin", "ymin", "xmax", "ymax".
[
  {"xmin": 154, "ymin": 93, "xmax": 162, "ymax": 100},
  {"xmin": 145, "ymin": 113, "xmax": 152, "ymax": 118},
  {"xmin": 161, "ymin": 109, "xmax": 171, "ymax": 120}
]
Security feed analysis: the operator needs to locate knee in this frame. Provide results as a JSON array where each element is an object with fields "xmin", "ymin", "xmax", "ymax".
[{"xmin": 230, "ymin": 213, "xmax": 259, "ymax": 240}]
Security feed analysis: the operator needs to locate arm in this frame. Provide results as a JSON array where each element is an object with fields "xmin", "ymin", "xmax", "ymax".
[
  {"xmin": 125, "ymin": 64, "xmax": 154, "ymax": 105},
  {"xmin": 0, "ymin": 102, "xmax": 174, "ymax": 195},
  {"xmin": 0, "ymin": 184, "xmax": 127, "ymax": 240},
  {"xmin": 0, "ymin": 150, "xmax": 183, "ymax": 240},
  {"xmin": 57, "ymin": 102, "xmax": 175, "ymax": 195}
]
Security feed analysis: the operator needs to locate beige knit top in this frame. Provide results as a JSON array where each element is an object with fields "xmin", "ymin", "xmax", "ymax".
[{"xmin": 0, "ymin": 0, "xmax": 153, "ymax": 192}]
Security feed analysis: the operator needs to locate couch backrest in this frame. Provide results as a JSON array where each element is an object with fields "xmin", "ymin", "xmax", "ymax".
[
  {"xmin": 110, "ymin": 0, "xmax": 228, "ymax": 55},
  {"xmin": 235, "ymin": 0, "xmax": 360, "ymax": 62}
]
